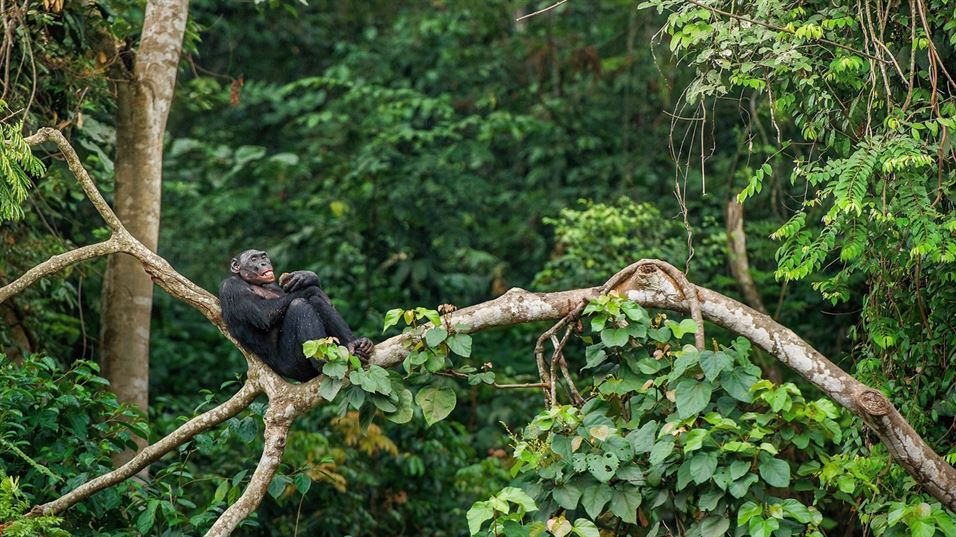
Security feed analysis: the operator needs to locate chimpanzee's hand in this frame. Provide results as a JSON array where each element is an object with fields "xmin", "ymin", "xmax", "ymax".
[
  {"xmin": 280, "ymin": 270, "xmax": 320, "ymax": 292},
  {"xmin": 347, "ymin": 337, "xmax": 375, "ymax": 362}
]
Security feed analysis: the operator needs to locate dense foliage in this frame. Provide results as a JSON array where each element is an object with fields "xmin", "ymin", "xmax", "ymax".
[{"xmin": 1, "ymin": 0, "xmax": 954, "ymax": 535}]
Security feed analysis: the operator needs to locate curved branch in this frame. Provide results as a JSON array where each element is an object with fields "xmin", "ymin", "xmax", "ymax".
[
  {"xmin": 25, "ymin": 128, "xmax": 124, "ymax": 231},
  {"xmin": 31, "ymin": 380, "xmax": 262, "ymax": 517},
  {"xmin": 15, "ymin": 128, "xmax": 955, "ymax": 523},
  {"xmin": 204, "ymin": 403, "xmax": 294, "ymax": 537},
  {"xmin": 622, "ymin": 264, "xmax": 956, "ymax": 510},
  {"xmin": 725, "ymin": 199, "xmax": 768, "ymax": 314},
  {"xmin": 368, "ymin": 262, "xmax": 956, "ymax": 510},
  {"xmin": 0, "ymin": 238, "xmax": 122, "ymax": 303}
]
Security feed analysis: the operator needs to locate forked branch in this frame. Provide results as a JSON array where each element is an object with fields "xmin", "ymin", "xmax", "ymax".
[{"xmin": 10, "ymin": 128, "xmax": 956, "ymax": 534}]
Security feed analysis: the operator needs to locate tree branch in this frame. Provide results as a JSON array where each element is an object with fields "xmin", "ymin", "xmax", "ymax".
[
  {"xmin": 24, "ymin": 128, "xmax": 124, "ymax": 231},
  {"xmin": 30, "ymin": 380, "xmax": 262, "ymax": 517},
  {"xmin": 14, "ymin": 128, "xmax": 956, "ymax": 528},
  {"xmin": 368, "ymin": 263, "xmax": 956, "ymax": 510},
  {"xmin": 0, "ymin": 238, "xmax": 122, "ymax": 303},
  {"xmin": 204, "ymin": 402, "xmax": 294, "ymax": 537}
]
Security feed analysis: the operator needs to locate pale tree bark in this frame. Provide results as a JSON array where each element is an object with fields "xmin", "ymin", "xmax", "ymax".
[
  {"xmin": 100, "ymin": 0, "xmax": 189, "ymax": 465},
  {"xmin": 11, "ymin": 129, "xmax": 956, "ymax": 534},
  {"xmin": 725, "ymin": 199, "xmax": 767, "ymax": 314}
]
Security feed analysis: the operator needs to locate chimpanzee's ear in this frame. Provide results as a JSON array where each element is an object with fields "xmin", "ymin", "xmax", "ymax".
[{"xmin": 230, "ymin": 257, "xmax": 241, "ymax": 274}]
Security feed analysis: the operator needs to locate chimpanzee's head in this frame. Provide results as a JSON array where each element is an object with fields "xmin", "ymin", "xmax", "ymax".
[{"xmin": 231, "ymin": 249, "xmax": 275, "ymax": 285}]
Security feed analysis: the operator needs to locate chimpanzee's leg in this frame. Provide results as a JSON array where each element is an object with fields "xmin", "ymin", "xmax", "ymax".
[
  {"xmin": 276, "ymin": 298, "xmax": 328, "ymax": 381},
  {"xmin": 306, "ymin": 295, "xmax": 355, "ymax": 344}
]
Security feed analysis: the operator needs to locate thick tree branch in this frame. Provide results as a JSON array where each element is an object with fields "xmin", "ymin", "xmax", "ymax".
[
  {"xmin": 14, "ymin": 128, "xmax": 956, "ymax": 528},
  {"xmin": 204, "ymin": 402, "xmax": 295, "ymax": 537},
  {"xmin": 30, "ymin": 380, "xmax": 262, "ymax": 517},
  {"xmin": 368, "ymin": 263, "xmax": 956, "ymax": 510}
]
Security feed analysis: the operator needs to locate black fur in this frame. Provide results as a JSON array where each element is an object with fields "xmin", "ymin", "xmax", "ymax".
[{"xmin": 219, "ymin": 250, "xmax": 370, "ymax": 381}]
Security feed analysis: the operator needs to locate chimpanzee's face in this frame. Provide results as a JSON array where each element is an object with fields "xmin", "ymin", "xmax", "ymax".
[{"xmin": 231, "ymin": 249, "xmax": 275, "ymax": 285}]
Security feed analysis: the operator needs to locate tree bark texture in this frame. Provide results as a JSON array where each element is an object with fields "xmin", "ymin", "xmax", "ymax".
[{"xmin": 100, "ymin": 0, "xmax": 189, "ymax": 464}]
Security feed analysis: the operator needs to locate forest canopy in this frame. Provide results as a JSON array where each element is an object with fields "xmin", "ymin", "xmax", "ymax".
[{"xmin": 0, "ymin": 0, "xmax": 954, "ymax": 536}]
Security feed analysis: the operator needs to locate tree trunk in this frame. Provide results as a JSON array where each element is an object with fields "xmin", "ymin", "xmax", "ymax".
[{"xmin": 100, "ymin": 0, "xmax": 189, "ymax": 467}]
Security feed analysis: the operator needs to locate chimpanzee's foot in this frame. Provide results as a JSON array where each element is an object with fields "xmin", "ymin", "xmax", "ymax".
[{"xmin": 347, "ymin": 337, "xmax": 375, "ymax": 362}]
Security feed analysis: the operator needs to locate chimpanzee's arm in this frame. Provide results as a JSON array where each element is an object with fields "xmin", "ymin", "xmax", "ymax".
[
  {"xmin": 281, "ymin": 270, "xmax": 320, "ymax": 293},
  {"xmin": 221, "ymin": 278, "xmax": 317, "ymax": 331}
]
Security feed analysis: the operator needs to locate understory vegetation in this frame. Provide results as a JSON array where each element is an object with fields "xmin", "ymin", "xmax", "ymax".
[{"xmin": 0, "ymin": 0, "xmax": 954, "ymax": 535}]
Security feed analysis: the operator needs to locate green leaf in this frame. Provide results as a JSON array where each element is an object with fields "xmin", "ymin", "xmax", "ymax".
[
  {"xmin": 665, "ymin": 318, "xmax": 699, "ymax": 339},
  {"xmin": 689, "ymin": 452, "xmax": 718, "ymax": 484},
  {"xmin": 294, "ymin": 474, "xmax": 311, "ymax": 495},
  {"xmin": 383, "ymin": 308, "xmax": 403, "ymax": 332},
  {"xmin": 318, "ymin": 377, "xmax": 344, "ymax": 401},
  {"xmin": 581, "ymin": 483, "xmax": 613, "ymax": 519},
  {"xmin": 498, "ymin": 487, "xmax": 538, "ymax": 512},
  {"xmin": 322, "ymin": 360, "xmax": 348, "ymax": 379},
  {"xmin": 649, "ymin": 437, "xmax": 675, "ymax": 465},
  {"xmin": 682, "ymin": 428, "xmax": 708, "ymax": 452},
  {"xmin": 467, "ymin": 500, "xmax": 494, "ymax": 535},
  {"xmin": 625, "ymin": 420, "xmax": 658, "ymax": 454},
  {"xmin": 622, "ymin": 302, "xmax": 649, "ymax": 324},
  {"xmin": 446, "ymin": 333, "xmax": 473, "ymax": 357},
  {"xmin": 135, "ymin": 499, "xmax": 159, "ymax": 535},
  {"xmin": 719, "ymin": 368, "xmax": 758, "ymax": 402},
  {"xmin": 586, "ymin": 451, "xmax": 620, "ymax": 482},
  {"xmin": 781, "ymin": 499, "xmax": 812, "ymax": 524},
  {"xmin": 302, "ymin": 340, "xmax": 320, "ymax": 358},
  {"xmin": 572, "ymin": 519, "xmax": 600, "ymax": 537},
  {"xmin": 675, "ymin": 380, "xmax": 714, "ymax": 418},
  {"xmin": 609, "ymin": 486, "xmax": 642, "ymax": 524},
  {"xmin": 729, "ymin": 460, "xmax": 751, "ymax": 480},
  {"xmin": 729, "ymin": 473, "xmax": 759, "ymax": 498},
  {"xmin": 425, "ymin": 327, "xmax": 448, "ymax": 347},
  {"xmin": 670, "ymin": 347, "xmax": 699, "ymax": 379},
  {"xmin": 267, "ymin": 475, "xmax": 288, "ymax": 499},
  {"xmin": 911, "ymin": 520, "xmax": 936, "ymax": 537},
  {"xmin": 385, "ymin": 387, "xmax": 414, "ymax": 424},
  {"xmin": 415, "ymin": 387, "xmax": 457, "ymax": 426},
  {"xmin": 699, "ymin": 516, "xmax": 730, "ymax": 537},
  {"xmin": 738, "ymin": 501, "xmax": 762, "ymax": 525},
  {"xmin": 601, "ymin": 328, "xmax": 630, "ymax": 347},
  {"xmin": 584, "ymin": 345, "xmax": 608, "ymax": 369},
  {"xmin": 552, "ymin": 483, "xmax": 582, "ymax": 510},
  {"xmin": 758, "ymin": 455, "xmax": 791, "ymax": 488},
  {"xmin": 348, "ymin": 365, "xmax": 392, "ymax": 395},
  {"xmin": 699, "ymin": 351, "xmax": 734, "ymax": 382}
]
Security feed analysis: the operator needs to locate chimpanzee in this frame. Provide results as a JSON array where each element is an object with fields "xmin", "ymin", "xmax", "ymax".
[{"xmin": 219, "ymin": 249, "xmax": 374, "ymax": 381}]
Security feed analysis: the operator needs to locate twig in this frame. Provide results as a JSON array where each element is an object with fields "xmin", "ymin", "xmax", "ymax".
[{"xmin": 515, "ymin": 0, "xmax": 568, "ymax": 22}]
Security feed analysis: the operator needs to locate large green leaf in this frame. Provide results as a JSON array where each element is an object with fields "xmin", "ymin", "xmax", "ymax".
[
  {"xmin": 699, "ymin": 350, "xmax": 733, "ymax": 382},
  {"xmin": 758, "ymin": 455, "xmax": 791, "ymax": 488},
  {"xmin": 552, "ymin": 483, "xmax": 582, "ymax": 510},
  {"xmin": 609, "ymin": 486, "xmax": 642, "ymax": 524},
  {"xmin": 580, "ymin": 483, "xmax": 612, "ymax": 519},
  {"xmin": 586, "ymin": 451, "xmax": 620, "ymax": 482},
  {"xmin": 467, "ymin": 500, "xmax": 493, "ymax": 535},
  {"xmin": 675, "ymin": 379, "xmax": 714, "ymax": 418},
  {"xmin": 385, "ymin": 387, "xmax": 414, "ymax": 424},
  {"xmin": 446, "ymin": 333, "xmax": 472, "ymax": 357},
  {"xmin": 625, "ymin": 420, "xmax": 657, "ymax": 453},
  {"xmin": 415, "ymin": 387, "xmax": 456, "ymax": 426},
  {"xmin": 648, "ymin": 437, "xmax": 675, "ymax": 465}
]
